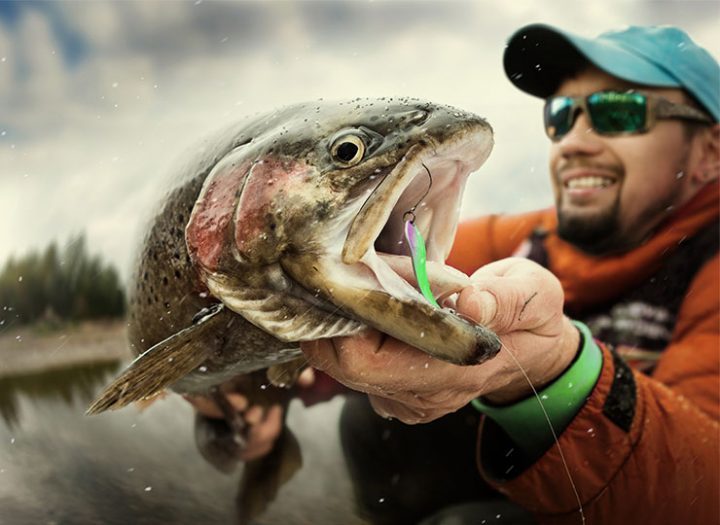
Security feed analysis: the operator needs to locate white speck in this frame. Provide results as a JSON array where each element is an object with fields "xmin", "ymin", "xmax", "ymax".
[
  {"xmin": 127, "ymin": 467, "xmax": 135, "ymax": 473},
  {"xmin": 260, "ymin": 384, "xmax": 267, "ymax": 390},
  {"xmin": 496, "ymin": 514, "xmax": 502, "ymax": 519},
  {"xmin": 10, "ymin": 438, "xmax": 15, "ymax": 444},
  {"xmin": 587, "ymin": 427, "xmax": 594, "ymax": 433},
  {"xmin": 131, "ymin": 423, "xmax": 137, "ymax": 428},
  {"xmin": 198, "ymin": 366, "xmax": 208, "ymax": 373},
  {"xmin": 378, "ymin": 497, "xmax": 385, "ymax": 503},
  {"xmin": 15, "ymin": 335, "xmax": 21, "ymax": 342},
  {"xmin": 199, "ymin": 292, "xmax": 208, "ymax": 298},
  {"xmin": 676, "ymin": 171, "xmax": 684, "ymax": 179},
  {"xmin": 420, "ymin": 331, "xmax": 425, "ymax": 338},
  {"xmin": 144, "ymin": 486, "xmax": 152, "ymax": 492},
  {"xmin": 220, "ymin": 36, "xmax": 229, "ymax": 43},
  {"xmin": 0, "ymin": 130, "xmax": 5, "ymax": 136},
  {"xmin": 541, "ymin": 394, "xmax": 549, "ymax": 400},
  {"xmin": 17, "ymin": 276, "xmax": 22, "ymax": 282},
  {"xmin": 112, "ymin": 82, "xmax": 119, "ymax": 88},
  {"xmin": 567, "ymin": 382, "xmax": 574, "ymax": 389},
  {"xmin": 424, "ymin": 362, "xmax": 429, "ymax": 369}
]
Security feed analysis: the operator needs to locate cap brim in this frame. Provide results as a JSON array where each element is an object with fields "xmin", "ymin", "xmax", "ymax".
[{"xmin": 504, "ymin": 24, "xmax": 680, "ymax": 98}]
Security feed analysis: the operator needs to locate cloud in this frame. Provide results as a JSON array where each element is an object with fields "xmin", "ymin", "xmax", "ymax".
[{"xmin": 1, "ymin": 1, "xmax": 718, "ymax": 280}]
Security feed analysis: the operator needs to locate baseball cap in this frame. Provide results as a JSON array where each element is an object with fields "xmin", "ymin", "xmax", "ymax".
[{"xmin": 503, "ymin": 24, "xmax": 720, "ymax": 121}]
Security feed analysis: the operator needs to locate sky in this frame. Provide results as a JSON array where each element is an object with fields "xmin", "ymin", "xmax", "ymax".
[{"xmin": 1, "ymin": 0, "xmax": 719, "ymax": 281}]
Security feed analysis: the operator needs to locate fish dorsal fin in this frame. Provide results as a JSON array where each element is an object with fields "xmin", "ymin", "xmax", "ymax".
[
  {"xmin": 86, "ymin": 304, "xmax": 227, "ymax": 415},
  {"xmin": 206, "ymin": 276, "xmax": 366, "ymax": 342}
]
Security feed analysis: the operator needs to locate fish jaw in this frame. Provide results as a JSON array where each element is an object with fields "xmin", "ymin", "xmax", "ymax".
[{"xmin": 280, "ymin": 254, "xmax": 500, "ymax": 365}]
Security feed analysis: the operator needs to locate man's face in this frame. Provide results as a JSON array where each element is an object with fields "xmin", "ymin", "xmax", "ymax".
[{"xmin": 549, "ymin": 67, "xmax": 697, "ymax": 254}]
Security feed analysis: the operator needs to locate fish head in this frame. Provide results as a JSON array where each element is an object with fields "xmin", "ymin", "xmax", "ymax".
[{"xmin": 187, "ymin": 98, "xmax": 499, "ymax": 365}]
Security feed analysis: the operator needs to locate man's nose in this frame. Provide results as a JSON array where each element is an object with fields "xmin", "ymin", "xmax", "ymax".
[{"xmin": 556, "ymin": 111, "xmax": 604, "ymax": 157}]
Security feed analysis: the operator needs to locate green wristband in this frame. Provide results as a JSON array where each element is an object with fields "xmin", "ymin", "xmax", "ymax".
[{"xmin": 471, "ymin": 321, "xmax": 602, "ymax": 459}]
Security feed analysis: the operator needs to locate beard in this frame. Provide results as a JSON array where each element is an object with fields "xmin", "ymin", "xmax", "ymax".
[{"xmin": 557, "ymin": 199, "xmax": 623, "ymax": 255}]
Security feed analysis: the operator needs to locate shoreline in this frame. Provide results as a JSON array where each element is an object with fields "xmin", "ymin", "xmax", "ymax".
[{"xmin": 0, "ymin": 319, "xmax": 133, "ymax": 378}]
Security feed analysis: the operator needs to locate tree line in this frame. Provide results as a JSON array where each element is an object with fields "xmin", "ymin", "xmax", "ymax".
[{"xmin": 0, "ymin": 234, "xmax": 125, "ymax": 326}]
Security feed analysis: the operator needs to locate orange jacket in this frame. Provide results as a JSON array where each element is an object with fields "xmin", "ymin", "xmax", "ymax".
[{"xmin": 448, "ymin": 183, "xmax": 720, "ymax": 525}]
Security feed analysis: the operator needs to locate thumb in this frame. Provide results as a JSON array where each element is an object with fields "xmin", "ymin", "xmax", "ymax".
[{"xmin": 456, "ymin": 287, "xmax": 498, "ymax": 328}]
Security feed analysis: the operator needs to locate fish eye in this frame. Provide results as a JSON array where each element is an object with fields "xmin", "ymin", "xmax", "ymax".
[{"xmin": 330, "ymin": 134, "xmax": 366, "ymax": 167}]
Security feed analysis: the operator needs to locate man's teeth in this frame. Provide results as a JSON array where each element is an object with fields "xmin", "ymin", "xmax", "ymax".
[{"xmin": 566, "ymin": 176, "xmax": 614, "ymax": 189}]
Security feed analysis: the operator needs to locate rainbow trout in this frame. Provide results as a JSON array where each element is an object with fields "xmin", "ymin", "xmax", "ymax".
[{"xmin": 88, "ymin": 98, "xmax": 499, "ymax": 415}]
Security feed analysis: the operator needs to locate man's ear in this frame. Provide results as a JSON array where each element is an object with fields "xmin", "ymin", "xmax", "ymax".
[{"xmin": 690, "ymin": 123, "xmax": 720, "ymax": 185}]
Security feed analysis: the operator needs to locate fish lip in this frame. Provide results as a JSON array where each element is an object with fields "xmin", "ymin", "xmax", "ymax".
[{"xmin": 342, "ymin": 127, "xmax": 493, "ymax": 266}]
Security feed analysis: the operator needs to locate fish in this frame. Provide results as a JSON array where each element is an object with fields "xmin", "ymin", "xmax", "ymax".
[{"xmin": 87, "ymin": 97, "xmax": 499, "ymax": 415}]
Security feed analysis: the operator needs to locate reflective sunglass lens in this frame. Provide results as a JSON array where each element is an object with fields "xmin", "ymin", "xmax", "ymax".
[
  {"xmin": 587, "ymin": 92, "xmax": 647, "ymax": 134},
  {"xmin": 544, "ymin": 97, "xmax": 575, "ymax": 139}
]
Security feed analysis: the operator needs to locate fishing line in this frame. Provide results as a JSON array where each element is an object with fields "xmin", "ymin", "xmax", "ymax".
[
  {"xmin": 399, "ymin": 163, "xmax": 585, "ymax": 522},
  {"xmin": 500, "ymin": 342, "xmax": 586, "ymax": 525}
]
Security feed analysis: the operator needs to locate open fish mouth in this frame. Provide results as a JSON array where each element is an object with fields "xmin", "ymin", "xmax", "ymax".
[{"xmin": 342, "ymin": 128, "xmax": 494, "ymax": 308}]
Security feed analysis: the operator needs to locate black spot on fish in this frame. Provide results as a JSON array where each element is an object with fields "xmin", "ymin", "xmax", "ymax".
[
  {"xmin": 162, "ymin": 276, "xmax": 168, "ymax": 286},
  {"xmin": 315, "ymin": 200, "xmax": 331, "ymax": 220},
  {"xmin": 175, "ymin": 270, "xmax": 181, "ymax": 279}
]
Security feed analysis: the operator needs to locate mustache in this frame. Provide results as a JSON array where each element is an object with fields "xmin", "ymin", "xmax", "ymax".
[{"xmin": 555, "ymin": 159, "xmax": 624, "ymax": 179}]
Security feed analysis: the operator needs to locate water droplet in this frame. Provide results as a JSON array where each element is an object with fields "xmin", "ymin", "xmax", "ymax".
[
  {"xmin": 127, "ymin": 467, "xmax": 135, "ymax": 473},
  {"xmin": 676, "ymin": 171, "xmax": 685, "ymax": 179},
  {"xmin": 10, "ymin": 438, "xmax": 15, "ymax": 444},
  {"xmin": 144, "ymin": 486, "xmax": 152, "ymax": 492},
  {"xmin": 17, "ymin": 276, "xmax": 22, "ymax": 282},
  {"xmin": 378, "ymin": 497, "xmax": 385, "ymax": 503},
  {"xmin": 260, "ymin": 384, "xmax": 268, "ymax": 390},
  {"xmin": 567, "ymin": 382, "xmax": 574, "ymax": 388},
  {"xmin": 112, "ymin": 82, "xmax": 119, "ymax": 88},
  {"xmin": 15, "ymin": 335, "xmax": 21, "ymax": 342},
  {"xmin": 424, "ymin": 362, "xmax": 429, "ymax": 369}
]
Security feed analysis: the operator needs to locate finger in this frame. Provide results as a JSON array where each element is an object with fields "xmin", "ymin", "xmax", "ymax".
[
  {"xmin": 368, "ymin": 395, "xmax": 445, "ymax": 425},
  {"xmin": 460, "ymin": 261, "xmax": 562, "ymax": 333},
  {"xmin": 378, "ymin": 254, "xmax": 471, "ymax": 297},
  {"xmin": 239, "ymin": 405, "xmax": 284, "ymax": 461},
  {"xmin": 225, "ymin": 393, "xmax": 249, "ymax": 412},
  {"xmin": 183, "ymin": 394, "xmax": 223, "ymax": 419},
  {"xmin": 297, "ymin": 367, "xmax": 316, "ymax": 388},
  {"xmin": 244, "ymin": 405, "xmax": 265, "ymax": 425}
]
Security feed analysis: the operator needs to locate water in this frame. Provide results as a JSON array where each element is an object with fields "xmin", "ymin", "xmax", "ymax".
[
  {"xmin": 0, "ymin": 351, "xmax": 531, "ymax": 524},
  {"xmin": 0, "ymin": 359, "xmax": 363, "ymax": 525}
]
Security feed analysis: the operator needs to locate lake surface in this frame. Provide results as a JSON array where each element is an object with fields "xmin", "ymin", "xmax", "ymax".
[{"xmin": 0, "ymin": 356, "xmax": 529, "ymax": 525}]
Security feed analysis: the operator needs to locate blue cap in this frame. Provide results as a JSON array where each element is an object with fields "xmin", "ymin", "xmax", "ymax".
[{"xmin": 504, "ymin": 24, "xmax": 719, "ymax": 122}]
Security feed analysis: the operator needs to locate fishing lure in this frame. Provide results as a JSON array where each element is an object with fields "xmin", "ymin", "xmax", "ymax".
[
  {"xmin": 403, "ymin": 164, "xmax": 440, "ymax": 308},
  {"xmin": 404, "ymin": 214, "xmax": 440, "ymax": 308}
]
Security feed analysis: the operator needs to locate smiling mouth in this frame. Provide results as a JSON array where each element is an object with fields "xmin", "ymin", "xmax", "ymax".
[{"xmin": 564, "ymin": 176, "xmax": 616, "ymax": 190}]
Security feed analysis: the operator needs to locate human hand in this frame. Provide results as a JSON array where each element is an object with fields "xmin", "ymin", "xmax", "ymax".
[
  {"xmin": 300, "ymin": 258, "xmax": 579, "ymax": 424},
  {"xmin": 185, "ymin": 368, "xmax": 316, "ymax": 462}
]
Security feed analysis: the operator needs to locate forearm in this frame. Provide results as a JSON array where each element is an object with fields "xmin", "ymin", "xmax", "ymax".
[{"xmin": 477, "ymin": 343, "xmax": 720, "ymax": 523}]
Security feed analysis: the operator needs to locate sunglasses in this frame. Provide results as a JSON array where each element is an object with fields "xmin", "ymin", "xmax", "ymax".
[{"xmin": 543, "ymin": 90, "xmax": 713, "ymax": 140}]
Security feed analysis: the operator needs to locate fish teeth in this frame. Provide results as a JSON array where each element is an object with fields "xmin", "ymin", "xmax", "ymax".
[{"xmin": 566, "ymin": 176, "xmax": 614, "ymax": 189}]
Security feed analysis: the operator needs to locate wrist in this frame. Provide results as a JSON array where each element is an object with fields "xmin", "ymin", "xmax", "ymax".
[
  {"xmin": 483, "ymin": 316, "xmax": 580, "ymax": 404},
  {"xmin": 471, "ymin": 321, "xmax": 603, "ymax": 459}
]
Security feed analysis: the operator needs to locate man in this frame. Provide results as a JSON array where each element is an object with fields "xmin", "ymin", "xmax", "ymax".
[
  {"xmin": 192, "ymin": 24, "xmax": 720, "ymax": 524},
  {"xmin": 302, "ymin": 24, "xmax": 719, "ymax": 523}
]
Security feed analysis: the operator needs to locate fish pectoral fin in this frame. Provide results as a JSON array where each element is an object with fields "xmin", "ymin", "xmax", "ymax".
[
  {"xmin": 206, "ymin": 279, "xmax": 366, "ymax": 343},
  {"xmin": 266, "ymin": 357, "xmax": 308, "ymax": 388},
  {"xmin": 86, "ymin": 304, "xmax": 228, "ymax": 415}
]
